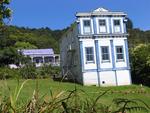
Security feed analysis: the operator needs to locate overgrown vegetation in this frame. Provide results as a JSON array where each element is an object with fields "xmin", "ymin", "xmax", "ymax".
[
  {"xmin": 0, "ymin": 79, "xmax": 150, "ymax": 113},
  {"xmin": 0, "ymin": 64, "xmax": 60, "ymax": 79}
]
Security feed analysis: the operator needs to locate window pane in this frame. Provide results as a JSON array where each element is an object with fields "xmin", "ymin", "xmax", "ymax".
[
  {"xmin": 116, "ymin": 46, "xmax": 124, "ymax": 60},
  {"xmin": 99, "ymin": 20, "xmax": 106, "ymax": 26},
  {"xmin": 114, "ymin": 20, "xmax": 120, "ymax": 26},
  {"xmin": 84, "ymin": 27, "xmax": 91, "ymax": 33},
  {"xmin": 117, "ymin": 54, "xmax": 123, "ymax": 59},
  {"xmin": 101, "ymin": 46, "xmax": 109, "ymax": 61},
  {"xmin": 86, "ymin": 47, "xmax": 94, "ymax": 62},
  {"xmin": 84, "ymin": 20, "xmax": 90, "ymax": 26}
]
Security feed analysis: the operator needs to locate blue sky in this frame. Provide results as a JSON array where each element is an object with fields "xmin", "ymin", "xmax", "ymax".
[{"xmin": 10, "ymin": 0, "xmax": 150, "ymax": 30}]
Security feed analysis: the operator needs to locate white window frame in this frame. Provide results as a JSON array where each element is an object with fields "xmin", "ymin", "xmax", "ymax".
[
  {"xmin": 101, "ymin": 46, "xmax": 110, "ymax": 62},
  {"xmin": 99, "ymin": 19, "xmax": 107, "ymax": 33},
  {"xmin": 85, "ymin": 47, "xmax": 94, "ymax": 63},
  {"xmin": 116, "ymin": 46, "xmax": 124, "ymax": 62},
  {"xmin": 113, "ymin": 19, "xmax": 121, "ymax": 33},
  {"xmin": 83, "ymin": 20, "xmax": 91, "ymax": 34}
]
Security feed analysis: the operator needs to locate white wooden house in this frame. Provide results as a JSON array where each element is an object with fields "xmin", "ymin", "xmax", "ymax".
[
  {"xmin": 21, "ymin": 49, "xmax": 60, "ymax": 67},
  {"xmin": 60, "ymin": 8, "xmax": 132, "ymax": 86}
]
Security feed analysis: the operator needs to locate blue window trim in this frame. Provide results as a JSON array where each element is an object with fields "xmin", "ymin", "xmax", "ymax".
[
  {"xmin": 124, "ymin": 39, "xmax": 130, "ymax": 69},
  {"xmin": 78, "ymin": 22, "xmax": 81, "ymax": 35},
  {"xmin": 93, "ymin": 17, "xmax": 97, "ymax": 34},
  {"xmin": 110, "ymin": 40, "xmax": 116, "ymax": 70},
  {"xmin": 109, "ymin": 18, "xmax": 112, "ymax": 34},
  {"xmin": 95, "ymin": 40, "xmax": 101, "ymax": 86},
  {"xmin": 123, "ymin": 22, "xmax": 127, "ymax": 33},
  {"xmin": 95, "ymin": 40, "xmax": 100, "ymax": 70}
]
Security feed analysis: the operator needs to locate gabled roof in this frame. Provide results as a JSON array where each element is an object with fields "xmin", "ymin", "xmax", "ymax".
[
  {"xmin": 93, "ymin": 7, "xmax": 109, "ymax": 12},
  {"xmin": 21, "ymin": 48, "xmax": 54, "ymax": 56},
  {"xmin": 76, "ymin": 7, "xmax": 127, "ymax": 17}
]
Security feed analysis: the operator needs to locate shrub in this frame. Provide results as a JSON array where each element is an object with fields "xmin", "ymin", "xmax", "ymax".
[
  {"xmin": 19, "ymin": 63, "xmax": 37, "ymax": 79},
  {"xmin": 0, "ymin": 67, "xmax": 20, "ymax": 79},
  {"xmin": 37, "ymin": 64, "xmax": 60, "ymax": 78}
]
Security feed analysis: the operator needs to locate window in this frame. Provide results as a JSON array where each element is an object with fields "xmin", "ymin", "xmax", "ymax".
[
  {"xmin": 85, "ymin": 47, "xmax": 94, "ymax": 63},
  {"xmin": 114, "ymin": 20, "xmax": 121, "ymax": 33},
  {"xmin": 114, "ymin": 20, "xmax": 120, "ymax": 26},
  {"xmin": 83, "ymin": 20, "xmax": 91, "ymax": 34},
  {"xmin": 116, "ymin": 46, "xmax": 124, "ymax": 61},
  {"xmin": 99, "ymin": 19, "xmax": 107, "ymax": 33},
  {"xmin": 101, "ymin": 46, "xmax": 110, "ymax": 62}
]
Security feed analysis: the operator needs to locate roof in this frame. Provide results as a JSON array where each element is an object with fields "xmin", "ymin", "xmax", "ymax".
[
  {"xmin": 76, "ymin": 7, "xmax": 127, "ymax": 17},
  {"xmin": 21, "ymin": 48, "xmax": 54, "ymax": 56}
]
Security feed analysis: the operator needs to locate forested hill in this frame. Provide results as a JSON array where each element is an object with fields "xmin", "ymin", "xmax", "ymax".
[
  {"xmin": 1, "ymin": 25, "xmax": 68, "ymax": 53},
  {"xmin": 128, "ymin": 28, "xmax": 150, "ymax": 48},
  {"xmin": 1, "ymin": 25, "xmax": 150, "ymax": 53}
]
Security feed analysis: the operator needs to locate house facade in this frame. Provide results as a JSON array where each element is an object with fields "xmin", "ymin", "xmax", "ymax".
[
  {"xmin": 21, "ymin": 49, "xmax": 60, "ymax": 67},
  {"xmin": 60, "ymin": 8, "xmax": 132, "ymax": 86}
]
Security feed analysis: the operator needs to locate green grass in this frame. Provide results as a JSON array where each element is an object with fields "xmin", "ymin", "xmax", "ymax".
[{"xmin": 0, "ymin": 79, "xmax": 150, "ymax": 112}]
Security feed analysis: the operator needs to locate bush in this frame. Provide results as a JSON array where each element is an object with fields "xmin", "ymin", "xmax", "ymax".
[
  {"xmin": 130, "ymin": 44, "xmax": 150, "ymax": 86},
  {"xmin": 19, "ymin": 63, "xmax": 37, "ymax": 79},
  {"xmin": 37, "ymin": 64, "xmax": 60, "ymax": 78},
  {"xmin": 0, "ymin": 67, "xmax": 20, "ymax": 79}
]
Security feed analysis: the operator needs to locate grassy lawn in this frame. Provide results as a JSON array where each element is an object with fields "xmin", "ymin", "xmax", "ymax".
[{"xmin": 0, "ymin": 79, "xmax": 150, "ymax": 112}]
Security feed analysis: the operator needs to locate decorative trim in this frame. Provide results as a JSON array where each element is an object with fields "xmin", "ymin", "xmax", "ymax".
[
  {"xmin": 124, "ymin": 39, "xmax": 130, "ymax": 69},
  {"xmin": 123, "ymin": 22, "xmax": 127, "ymax": 33},
  {"xmin": 95, "ymin": 40, "xmax": 101, "ymax": 86},
  {"xmin": 124, "ymin": 39, "xmax": 132, "ymax": 84},
  {"xmin": 78, "ymin": 33, "xmax": 129, "ymax": 39},
  {"xmin": 79, "ymin": 41, "xmax": 84, "ymax": 72},
  {"xmin": 109, "ymin": 17, "xmax": 112, "ymax": 33},
  {"xmin": 93, "ymin": 17, "xmax": 97, "ymax": 34},
  {"xmin": 110, "ymin": 40, "xmax": 116, "ymax": 70},
  {"xmin": 78, "ymin": 22, "xmax": 81, "ymax": 34},
  {"xmin": 95, "ymin": 40, "xmax": 101, "ymax": 71},
  {"xmin": 83, "ymin": 67, "xmax": 130, "ymax": 72}
]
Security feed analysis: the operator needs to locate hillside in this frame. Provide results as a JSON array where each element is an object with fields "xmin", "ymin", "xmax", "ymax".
[{"xmin": 0, "ymin": 25, "xmax": 68, "ymax": 53}]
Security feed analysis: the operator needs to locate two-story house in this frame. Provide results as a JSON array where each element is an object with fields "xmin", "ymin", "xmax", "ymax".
[{"xmin": 60, "ymin": 8, "xmax": 132, "ymax": 86}]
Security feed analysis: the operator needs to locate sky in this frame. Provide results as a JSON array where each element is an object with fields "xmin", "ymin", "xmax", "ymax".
[{"xmin": 10, "ymin": 0, "xmax": 150, "ymax": 31}]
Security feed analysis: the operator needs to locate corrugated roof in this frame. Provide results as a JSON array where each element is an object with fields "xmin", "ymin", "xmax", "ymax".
[{"xmin": 21, "ymin": 48, "xmax": 54, "ymax": 55}]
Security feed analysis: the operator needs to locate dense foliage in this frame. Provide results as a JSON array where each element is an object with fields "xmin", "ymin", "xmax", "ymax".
[{"xmin": 130, "ymin": 44, "xmax": 150, "ymax": 86}]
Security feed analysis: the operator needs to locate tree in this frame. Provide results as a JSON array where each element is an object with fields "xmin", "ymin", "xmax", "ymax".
[
  {"xmin": 14, "ymin": 41, "xmax": 37, "ymax": 49},
  {"xmin": 0, "ymin": 47, "xmax": 19, "ymax": 66},
  {"xmin": 0, "ymin": 0, "xmax": 12, "ymax": 27},
  {"xmin": 130, "ymin": 44, "xmax": 150, "ymax": 86}
]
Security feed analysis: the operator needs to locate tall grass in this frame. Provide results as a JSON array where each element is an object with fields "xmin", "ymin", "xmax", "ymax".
[{"xmin": 0, "ymin": 79, "xmax": 150, "ymax": 113}]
